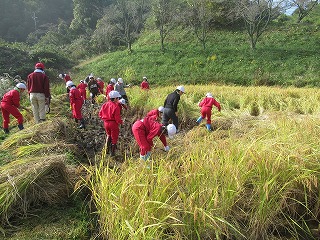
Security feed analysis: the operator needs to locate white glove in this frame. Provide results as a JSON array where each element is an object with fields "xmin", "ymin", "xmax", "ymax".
[{"xmin": 164, "ymin": 146, "xmax": 170, "ymax": 152}]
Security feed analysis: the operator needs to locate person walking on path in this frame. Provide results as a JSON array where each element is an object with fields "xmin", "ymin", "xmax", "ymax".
[
  {"xmin": 146, "ymin": 106, "xmax": 164, "ymax": 121},
  {"xmin": 114, "ymin": 78, "xmax": 130, "ymax": 104},
  {"xmin": 162, "ymin": 86, "xmax": 185, "ymax": 131},
  {"xmin": 96, "ymin": 77, "xmax": 105, "ymax": 95},
  {"xmin": 99, "ymin": 90, "xmax": 123, "ymax": 157},
  {"xmin": 27, "ymin": 62, "xmax": 50, "ymax": 123},
  {"xmin": 87, "ymin": 75, "xmax": 101, "ymax": 104},
  {"xmin": 106, "ymin": 78, "xmax": 117, "ymax": 101},
  {"xmin": 140, "ymin": 76, "xmax": 150, "ymax": 90},
  {"xmin": 77, "ymin": 80, "xmax": 87, "ymax": 103},
  {"xmin": 196, "ymin": 92, "xmax": 221, "ymax": 131},
  {"xmin": 66, "ymin": 81, "xmax": 85, "ymax": 129},
  {"xmin": 132, "ymin": 116, "xmax": 176, "ymax": 161},
  {"xmin": 1, "ymin": 83, "xmax": 27, "ymax": 133}
]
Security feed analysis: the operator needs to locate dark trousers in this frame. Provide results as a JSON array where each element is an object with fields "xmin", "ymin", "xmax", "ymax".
[{"xmin": 162, "ymin": 108, "xmax": 178, "ymax": 130}]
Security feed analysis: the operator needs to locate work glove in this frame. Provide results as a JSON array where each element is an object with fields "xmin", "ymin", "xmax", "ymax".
[{"xmin": 164, "ymin": 146, "xmax": 170, "ymax": 152}]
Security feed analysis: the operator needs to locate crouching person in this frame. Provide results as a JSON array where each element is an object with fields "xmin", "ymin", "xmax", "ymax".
[
  {"xmin": 132, "ymin": 116, "xmax": 177, "ymax": 161},
  {"xmin": 66, "ymin": 81, "xmax": 85, "ymax": 129},
  {"xmin": 99, "ymin": 90, "xmax": 123, "ymax": 157},
  {"xmin": 1, "ymin": 83, "xmax": 27, "ymax": 133}
]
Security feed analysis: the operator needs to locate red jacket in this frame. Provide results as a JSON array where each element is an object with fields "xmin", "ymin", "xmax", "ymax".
[
  {"xmin": 199, "ymin": 97, "xmax": 221, "ymax": 111},
  {"xmin": 146, "ymin": 109, "xmax": 160, "ymax": 120},
  {"xmin": 106, "ymin": 84, "xmax": 114, "ymax": 100},
  {"xmin": 97, "ymin": 80, "xmax": 105, "ymax": 94},
  {"xmin": 1, "ymin": 89, "xmax": 20, "ymax": 108},
  {"xmin": 140, "ymin": 80, "xmax": 150, "ymax": 90},
  {"xmin": 77, "ymin": 82, "xmax": 87, "ymax": 91},
  {"xmin": 64, "ymin": 74, "xmax": 71, "ymax": 82},
  {"xmin": 69, "ymin": 87, "xmax": 83, "ymax": 106},
  {"xmin": 99, "ymin": 101, "xmax": 123, "ymax": 125},
  {"xmin": 27, "ymin": 71, "xmax": 50, "ymax": 98}
]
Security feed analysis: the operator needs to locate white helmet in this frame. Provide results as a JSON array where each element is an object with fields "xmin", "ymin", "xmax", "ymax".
[
  {"xmin": 58, "ymin": 73, "xmax": 63, "ymax": 79},
  {"xmin": 206, "ymin": 92, "xmax": 213, "ymax": 98},
  {"xmin": 143, "ymin": 76, "xmax": 147, "ymax": 79},
  {"xmin": 109, "ymin": 90, "xmax": 121, "ymax": 99},
  {"xmin": 110, "ymin": 78, "xmax": 116, "ymax": 84},
  {"xmin": 167, "ymin": 124, "xmax": 177, "ymax": 139},
  {"xmin": 158, "ymin": 106, "xmax": 164, "ymax": 113},
  {"xmin": 66, "ymin": 80, "xmax": 74, "ymax": 88},
  {"xmin": 119, "ymin": 98, "xmax": 126, "ymax": 105},
  {"xmin": 118, "ymin": 78, "xmax": 123, "ymax": 83},
  {"xmin": 177, "ymin": 86, "xmax": 185, "ymax": 93},
  {"xmin": 16, "ymin": 83, "xmax": 26, "ymax": 89}
]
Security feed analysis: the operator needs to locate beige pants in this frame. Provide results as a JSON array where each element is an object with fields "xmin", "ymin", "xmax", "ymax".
[{"xmin": 30, "ymin": 92, "xmax": 46, "ymax": 123}]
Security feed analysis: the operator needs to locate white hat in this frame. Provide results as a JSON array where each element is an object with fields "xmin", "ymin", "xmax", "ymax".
[
  {"xmin": 158, "ymin": 106, "xmax": 164, "ymax": 112},
  {"xmin": 80, "ymin": 80, "xmax": 84, "ymax": 83},
  {"xmin": 177, "ymin": 86, "xmax": 185, "ymax": 93},
  {"xmin": 119, "ymin": 98, "xmax": 126, "ymax": 105},
  {"xmin": 109, "ymin": 90, "xmax": 121, "ymax": 99},
  {"xmin": 118, "ymin": 78, "xmax": 123, "ymax": 83},
  {"xmin": 66, "ymin": 80, "xmax": 74, "ymax": 88},
  {"xmin": 110, "ymin": 78, "xmax": 116, "ymax": 84},
  {"xmin": 97, "ymin": 77, "xmax": 102, "ymax": 81},
  {"xmin": 206, "ymin": 92, "xmax": 213, "ymax": 98},
  {"xmin": 143, "ymin": 76, "xmax": 147, "ymax": 79},
  {"xmin": 16, "ymin": 83, "xmax": 26, "ymax": 89},
  {"xmin": 167, "ymin": 124, "xmax": 177, "ymax": 139}
]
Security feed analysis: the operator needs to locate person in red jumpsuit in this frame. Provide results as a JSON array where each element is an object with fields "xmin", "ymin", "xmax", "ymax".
[
  {"xmin": 132, "ymin": 117, "xmax": 176, "ymax": 160},
  {"xmin": 59, "ymin": 73, "xmax": 71, "ymax": 82},
  {"xmin": 106, "ymin": 78, "xmax": 117, "ymax": 101},
  {"xmin": 196, "ymin": 92, "xmax": 221, "ymax": 131},
  {"xmin": 77, "ymin": 80, "xmax": 87, "ymax": 103},
  {"xmin": 140, "ymin": 76, "xmax": 150, "ymax": 90},
  {"xmin": 66, "ymin": 81, "xmax": 85, "ymax": 129},
  {"xmin": 1, "ymin": 83, "xmax": 27, "ymax": 134},
  {"xmin": 146, "ymin": 106, "xmax": 164, "ymax": 121},
  {"xmin": 99, "ymin": 90, "xmax": 123, "ymax": 156},
  {"xmin": 96, "ymin": 78, "xmax": 105, "ymax": 95}
]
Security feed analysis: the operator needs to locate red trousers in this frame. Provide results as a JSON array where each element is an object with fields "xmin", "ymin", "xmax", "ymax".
[
  {"xmin": 103, "ymin": 121, "xmax": 120, "ymax": 144},
  {"xmin": 200, "ymin": 107, "xmax": 212, "ymax": 124},
  {"xmin": 71, "ymin": 102, "xmax": 83, "ymax": 120},
  {"xmin": 132, "ymin": 121, "xmax": 152, "ymax": 155},
  {"xmin": 1, "ymin": 102, "xmax": 23, "ymax": 128},
  {"xmin": 79, "ymin": 89, "xmax": 86, "ymax": 100}
]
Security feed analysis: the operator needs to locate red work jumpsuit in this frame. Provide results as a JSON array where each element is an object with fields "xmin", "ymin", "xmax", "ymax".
[
  {"xmin": 198, "ymin": 97, "xmax": 221, "ymax": 124},
  {"xmin": 99, "ymin": 101, "xmax": 123, "ymax": 145},
  {"xmin": 105, "ymin": 83, "xmax": 114, "ymax": 101},
  {"xmin": 69, "ymin": 87, "xmax": 83, "ymax": 120},
  {"xmin": 146, "ymin": 109, "xmax": 160, "ymax": 121},
  {"xmin": 77, "ymin": 82, "xmax": 87, "ymax": 100},
  {"xmin": 97, "ymin": 80, "xmax": 105, "ymax": 94},
  {"xmin": 1, "ymin": 89, "xmax": 23, "ymax": 129},
  {"xmin": 132, "ymin": 116, "xmax": 167, "ymax": 155},
  {"xmin": 140, "ymin": 80, "xmax": 150, "ymax": 90}
]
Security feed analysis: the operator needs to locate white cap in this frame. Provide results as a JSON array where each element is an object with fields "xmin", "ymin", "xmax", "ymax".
[
  {"xmin": 177, "ymin": 86, "xmax": 185, "ymax": 93},
  {"xmin": 110, "ymin": 78, "xmax": 116, "ymax": 84},
  {"xmin": 158, "ymin": 106, "xmax": 164, "ymax": 112},
  {"xmin": 16, "ymin": 83, "xmax": 26, "ymax": 89},
  {"xmin": 167, "ymin": 124, "xmax": 177, "ymax": 139},
  {"xmin": 143, "ymin": 76, "xmax": 147, "ymax": 79},
  {"xmin": 109, "ymin": 90, "xmax": 121, "ymax": 99},
  {"xmin": 119, "ymin": 98, "xmax": 126, "ymax": 105},
  {"xmin": 97, "ymin": 77, "xmax": 102, "ymax": 81},
  {"xmin": 89, "ymin": 74, "xmax": 94, "ymax": 79},
  {"xmin": 206, "ymin": 92, "xmax": 213, "ymax": 98},
  {"xmin": 118, "ymin": 78, "xmax": 123, "ymax": 83},
  {"xmin": 66, "ymin": 80, "xmax": 74, "ymax": 88},
  {"xmin": 80, "ymin": 80, "xmax": 84, "ymax": 83}
]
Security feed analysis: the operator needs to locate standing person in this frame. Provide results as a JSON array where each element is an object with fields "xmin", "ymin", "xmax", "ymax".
[
  {"xmin": 58, "ymin": 73, "xmax": 71, "ymax": 83},
  {"xmin": 99, "ymin": 90, "xmax": 123, "ymax": 157},
  {"xmin": 77, "ymin": 80, "xmax": 87, "ymax": 103},
  {"xmin": 140, "ymin": 76, "xmax": 150, "ymax": 90},
  {"xmin": 106, "ymin": 78, "xmax": 117, "ymax": 101},
  {"xmin": 87, "ymin": 75, "xmax": 101, "ymax": 104},
  {"xmin": 27, "ymin": 62, "xmax": 50, "ymax": 123},
  {"xmin": 96, "ymin": 77, "xmax": 105, "ymax": 95},
  {"xmin": 1, "ymin": 83, "xmax": 27, "ymax": 133},
  {"xmin": 162, "ymin": 86, "xmax": 185, "ymax": 131},
  {"xmin": 66, "ymin": 81, "xmax": 85, "ymax": 129},
  {"xmin": 132, "ymin": 116, "xmax": 176, "ymax": 160},
  {"xmin": 114, "ymin": 78, "xmax": 130, "ymax": 104},
  {"xmin": 146, "ymin": 106, "xmax": 164, "ymax": 121},
  {"xmin": 196, "ymin": 92, "xmax": 221, "ymax": 131}
]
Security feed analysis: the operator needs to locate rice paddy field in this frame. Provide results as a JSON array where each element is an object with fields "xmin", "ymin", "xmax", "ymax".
[{"xmin": 1, "ymin": 84, "xmax": 320, "ymax": 239}]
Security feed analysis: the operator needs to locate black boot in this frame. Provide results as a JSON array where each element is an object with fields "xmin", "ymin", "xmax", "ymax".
[
  {"xmin": 18, "ymin": 124, "xmax": 24, "ymax": 130},
  {"xmin": 110, "ymin": 144, "xmax": 116, "ymax": 157},
  {"xmin": 3, "ymin": 128, "xmax": 9, "ymax": 134},
  {"xmin": 106, "ymin": 137, "xmax": 112, "ymax": 154},
  {"xmin": 78, "ymin": 119, "xmax": 85, "ymax": 129}
]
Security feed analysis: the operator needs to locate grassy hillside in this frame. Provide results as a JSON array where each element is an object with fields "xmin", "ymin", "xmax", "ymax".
[{"xmin": 71, "ymin": 24, "xmax": 320, "ymax": 87}]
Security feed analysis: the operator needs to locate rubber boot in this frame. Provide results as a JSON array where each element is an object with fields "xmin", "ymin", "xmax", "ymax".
[
  {"xmin": 3, "ymin": 128, "xmax": 9, "ymax": 134},
  {"xmin": 196, "ymin": 117, "xmax": 203, "ymax": 124},
  {"xmin": 206, "ymin": 124, "xmax": 212, "ymax": 131},
  {"xmin": 106, "ymin": 137, "xmax": 112, "ymax": 154},
  {"xmin": 18, "ymin": 124, "xmax": 24, "ymax": 130},
  {"xmin": 110, "ymin": 144, "xmax": 116, "ymax": 157},
  {"xmin": 78, "ymin": 119, "xmax": 85, "ymax": 129}
]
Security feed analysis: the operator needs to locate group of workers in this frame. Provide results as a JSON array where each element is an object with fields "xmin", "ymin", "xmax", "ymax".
[{"xmin": 1, "ymin": 62, "xmax": 221, "ymax": 161}]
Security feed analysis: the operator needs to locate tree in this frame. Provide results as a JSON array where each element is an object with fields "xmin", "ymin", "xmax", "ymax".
[
  {"xmin": 236, "ymin": 0, "xmax": 286, "ymax": 49},
  {"xmin": 290, "ymin": 0, "xmax": 319, "ymax": 22}
]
